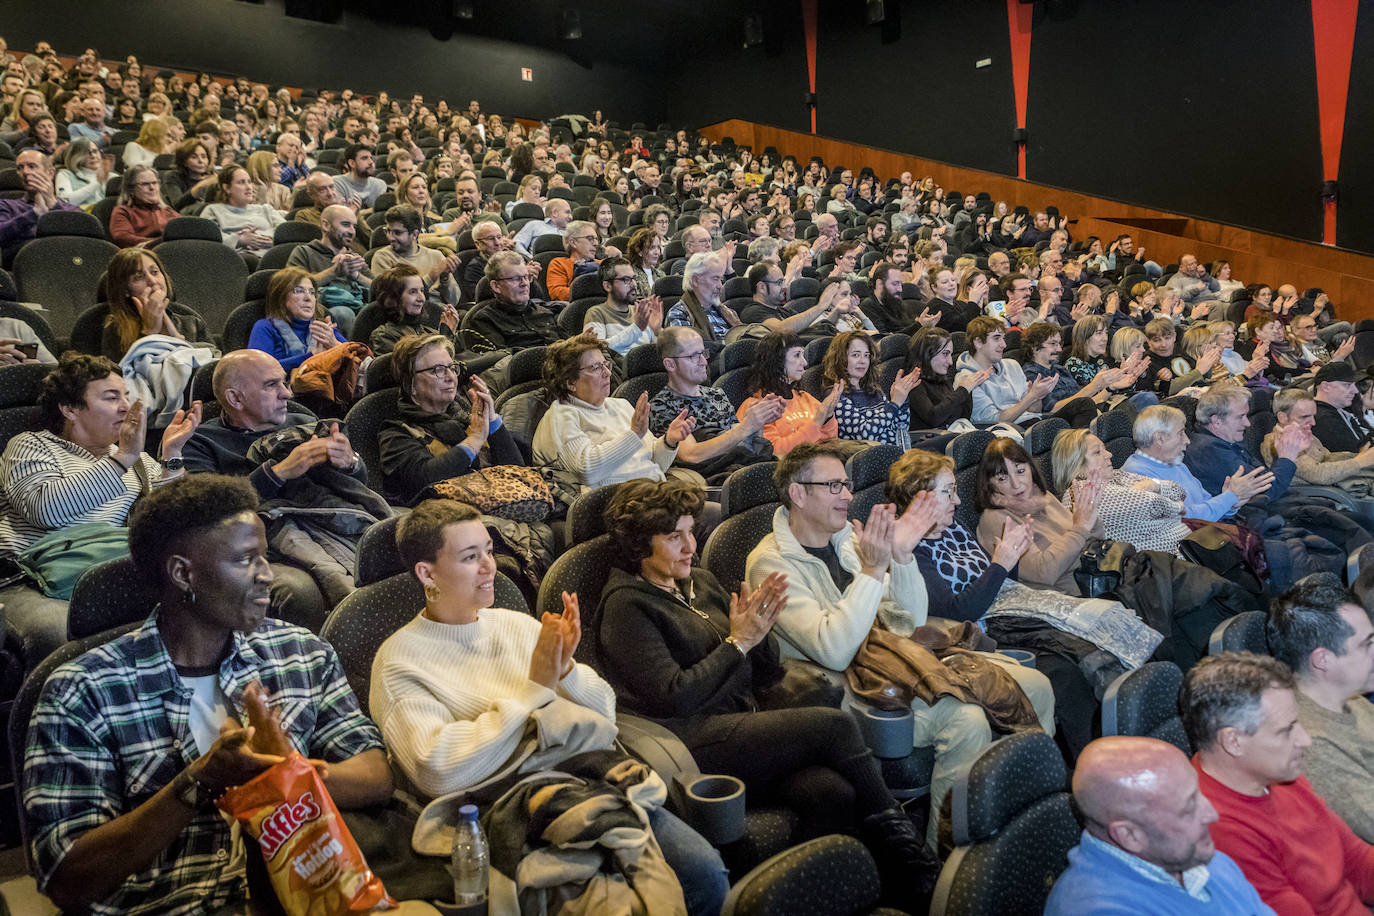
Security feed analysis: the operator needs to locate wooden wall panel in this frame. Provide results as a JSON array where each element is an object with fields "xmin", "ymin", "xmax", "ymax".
[{"xmin": 700, "ymin": 120, "xmax": 1374, "ymax": 322}]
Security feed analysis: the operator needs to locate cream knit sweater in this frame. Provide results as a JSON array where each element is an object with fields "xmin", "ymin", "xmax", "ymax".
[{"xmin": 370, "ymin": 608, "xmax": 617, "ymax": 800}]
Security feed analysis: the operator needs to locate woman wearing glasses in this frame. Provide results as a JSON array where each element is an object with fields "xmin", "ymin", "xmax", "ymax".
[
  {"xmin": 532, "ymin": 334, "xmax": 693, "ymax": 494},
  {"xmin": 378, "ymin": 333, "xmax": 521, "ymax": 505},
  {"xmin": 247, "ymin": 267, "xmax": 346, "ymax": 372},
  {"xmin": 109, "ymin": 165, "xmax": 179, "ymax": 249}
]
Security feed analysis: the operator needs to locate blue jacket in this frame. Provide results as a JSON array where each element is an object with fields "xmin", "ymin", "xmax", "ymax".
[
  {"xmin": 247, "ymin": 316, "xmax": 347, "ymax": 371},
  {"xmin": 1122, "ymin": 450, "xmax": 1238, "ymax": 522},
  {"xmin": 1183, "ymin": 428, "xmax": 1294, "ymax": 504},
  {"xmin": 1045, "ymin": 830, "xmax": 1275, "ymax": 916}
]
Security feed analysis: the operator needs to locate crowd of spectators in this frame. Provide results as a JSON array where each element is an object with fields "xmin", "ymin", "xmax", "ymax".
[{"xmin": 0, "ymin": 36, "xmax": 1370, "ymax": 916}]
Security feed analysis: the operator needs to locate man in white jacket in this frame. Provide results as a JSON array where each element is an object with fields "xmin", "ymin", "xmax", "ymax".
[{"xmin": 745, "ymin": 441, "xmax": 1055, "ymax": 842}]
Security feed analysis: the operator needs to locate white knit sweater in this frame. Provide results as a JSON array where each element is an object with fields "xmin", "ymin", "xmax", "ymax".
[
  {"xmin": 369, "ymin": 608, "xmax": 617, "ymax": 800},
  {"xmin": 532, "ymin": 395, "xmax": 677, "ymax": 492}
]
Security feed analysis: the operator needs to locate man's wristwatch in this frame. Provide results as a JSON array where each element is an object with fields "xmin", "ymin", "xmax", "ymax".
[
  {"xmin": 173, "ymin": 769, "xmax": 218, "ymax": 809},
  {"xmin": 162, "ymin": 456, "xmax": 185, "ymax": 472}
]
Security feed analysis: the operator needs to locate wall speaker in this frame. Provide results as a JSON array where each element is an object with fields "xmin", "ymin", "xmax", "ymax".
[
  {"xmin": 866, "ymin": 0, "xmax": 886, "ymax": 24},
  {"xmin": 743, "ymin": 15, "xmax": 764, "ymax": 47},
  {"xmin": 562, "ymin": 9, "xmax": 582, "ymax": 40},
  {"xmin": 1012, "ymin": 127, "xmax": 1028, "ymax": 143}
]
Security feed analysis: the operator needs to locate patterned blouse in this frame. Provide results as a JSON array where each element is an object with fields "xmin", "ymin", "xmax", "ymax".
[
  {"xmin": 835, "ymin": 388, "xmax": 910, "ymax": 447},
  {"xmin": 1060, "ymin": 469, "xmax": 1192, "ymax": 554}
]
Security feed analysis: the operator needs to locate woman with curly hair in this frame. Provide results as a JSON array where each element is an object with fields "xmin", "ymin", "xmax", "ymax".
[{"xmin": 595, "ymin": 478, "xmax": 936, "ymax": 909}]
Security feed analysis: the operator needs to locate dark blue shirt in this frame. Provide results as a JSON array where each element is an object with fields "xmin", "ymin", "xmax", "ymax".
[{"xmin": 1183, "ymin": 428, "xmax": 1295, "ymax": 504}]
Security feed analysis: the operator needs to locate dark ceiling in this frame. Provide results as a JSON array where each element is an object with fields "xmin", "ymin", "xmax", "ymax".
[{"xmin": 342, "ymin": 0, "xmax": 789, "ymax": 69}]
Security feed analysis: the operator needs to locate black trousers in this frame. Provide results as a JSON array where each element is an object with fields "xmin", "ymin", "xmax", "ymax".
[{"xmin": 678, "ymin": 706, "xmax": 895, "ymax": 839}]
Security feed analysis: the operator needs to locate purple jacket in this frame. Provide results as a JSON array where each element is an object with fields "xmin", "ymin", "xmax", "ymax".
[{"xmin": 0, "ymin": 196, "xmax": 80, "ymax": 262}]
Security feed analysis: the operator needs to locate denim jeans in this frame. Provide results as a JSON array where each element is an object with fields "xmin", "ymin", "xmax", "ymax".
[{"xmin": 648, "ymin": 806, "xmax": 729, "ymax": 916}]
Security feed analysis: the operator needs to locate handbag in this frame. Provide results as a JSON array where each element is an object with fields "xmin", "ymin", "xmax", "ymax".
[
  {"xmin": 1074, "ymin": 538, "xmax": 1134, "ymax": 599},
  {"xmin": 14, "ymin": 522, "xmax": 132, "ymax": 600},
  {"xmin": 429, "ymin": 465, "xmax": 555, "ymax": 523}
]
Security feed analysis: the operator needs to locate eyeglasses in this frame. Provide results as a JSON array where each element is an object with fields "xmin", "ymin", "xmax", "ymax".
[
  {"xmin": 495, "ymin": 275, "xmax": 529, "ymax": 285},
  {"xmin": 668, "ymin": 350, "xmax": 708, "ymax": 362},
  {"xmin": 291, "ymin": 286, "xmax": 317, "ymax": 297},
  {"xmin": 580, "ymin": 361, "xmax": 613, "ymax": 375},
  {"xmin": 416, "ymin": 363, "xmax": 459, "ymax": 378},
  {"xmin": 931, "ymin": 485, "xmax": 958, "ymax": 497},
  {"xmin": 796, "ymin": 479, "xmax": 853, "ymax": 495},
  {"xmin": 611, "ymin": 275, "xmax": 637, "ymax": 284}
]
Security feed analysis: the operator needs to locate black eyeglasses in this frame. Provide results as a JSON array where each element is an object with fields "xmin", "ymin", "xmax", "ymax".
[{"xmin": 795, "ymin": 479, "xmax": 853, "ymax": 495}]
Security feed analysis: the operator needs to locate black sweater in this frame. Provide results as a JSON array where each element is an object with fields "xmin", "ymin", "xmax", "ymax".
[
  {"xmin": 596, "ymin": 567, "xmax": 784, "ymax": 726},
  {"xmin": 907, "ymin": 376, "xmax": 972, "ymax": 429},
  {"xmin": 377, "ymin": 397, "xmax": 523, "ymax": 504}
]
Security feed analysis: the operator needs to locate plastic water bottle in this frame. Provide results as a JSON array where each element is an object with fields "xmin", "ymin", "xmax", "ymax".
[{"xmin": 451, "ymin": 803, "xmax": 490, "ymax": 907}]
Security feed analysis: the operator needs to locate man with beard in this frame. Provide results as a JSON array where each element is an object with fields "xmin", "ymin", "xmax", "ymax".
[
  {"xmin": 861, "ymin": 261, "xmax": 927, "ymax": 334},
  {"xmin": 332, "ymin": 143, "xmax": 386, "ymax": 208},
  {"xmin": 287, "ymin": 203, "xmax": 372, "ymax": 332},
  {"xmin": 1045, "ymin": 736, "xmax": 1272, "ymax": 915},
  {"xmin": 582, "ymin": 257, "xmax": 662, "ymax": 354},
  {"xmin": 741, "ymin": 260, "xmax": 837, "ymax": 337}
]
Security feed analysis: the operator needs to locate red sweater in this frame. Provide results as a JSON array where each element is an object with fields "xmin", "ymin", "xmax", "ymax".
[
  {"xmin": 1195, "ymin": 758, "xmax": 1374, "ymax": 915},
  {"xmin": 110, "ymin": 201, "xmax": 178, "ymax": 248}
]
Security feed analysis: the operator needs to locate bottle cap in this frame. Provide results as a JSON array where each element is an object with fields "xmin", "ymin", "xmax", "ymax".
[{"xmin": 459, "ymin": 803, "xmax": 478, "ymax": 820}]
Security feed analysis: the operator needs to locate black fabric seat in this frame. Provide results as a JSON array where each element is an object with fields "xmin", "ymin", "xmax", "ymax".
[
  {"xmin": 1101, "ymin": 661, "xmax": 1191, "ymax": 754},
  {"xmin": 0, "ymin": 361, "xmax": 51, "ymax": 409},
  {"xmin": 720, "ymin": 462, "xmax": 780, "ymax": 517},
  {"xmin": 702, "ymin": 503, "xmax": 778, "ymax": 595},
  {"xmin": 929, "ymin": 731, "xmax": 1080, "ymax": 916},
  {"xmin": 720, "ymin": 835, "xmax": 889, "ymax": 916},
  {"xmin": 563, "ymin": 484, "xmax": 624, "ymax": 550},
  {"xmin": 12, "ymin": 231, "xmax": 118, "ymax": 339},
  {"xmin": 1091, "ymin": 408, "xmax": 1135, "ymax": 469},
  {"xmin": 1024, "ymin": 417, "xmax": 1068, "ymax": 494},
  {"xmin": 1208, "ymin": 610, "xmax": 1267, "ymax": 654},
  {"xmin": 611, "ymin": 371, "xmax": 667, "ymax": 405},
  {"xmin": 342, "ymin": 389, "xmax": 403, "ymax": 492},
  {"xmin": 8, "ymin": 623, "xmax": 139, "ymax": 873},
  {"xmin": 156, "ymin": 218, "xmax": 250, "ymax": 337}
]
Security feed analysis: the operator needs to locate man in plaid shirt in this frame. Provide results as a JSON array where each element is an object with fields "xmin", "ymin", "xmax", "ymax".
[{"xmin": 23, "ymin": 475, "xmax": 392, "ymax": 915}]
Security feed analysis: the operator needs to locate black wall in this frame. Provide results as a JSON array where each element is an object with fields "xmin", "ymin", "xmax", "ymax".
[
  {"xmin": 667, "ymin": 0, "xmax": 1366, "ymax": 250},
  {"xmin": 5, "ymin": 0, "xmax": 665, "ymax": 125},
  {"xmin": 1335, "ymin": 0, "xmax": 1374, "ymax": 253}
]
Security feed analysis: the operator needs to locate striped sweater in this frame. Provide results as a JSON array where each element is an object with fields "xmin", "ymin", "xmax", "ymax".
[{"xmin": 0, "ymin": 431, "xmax": 167, "ymax": 554}]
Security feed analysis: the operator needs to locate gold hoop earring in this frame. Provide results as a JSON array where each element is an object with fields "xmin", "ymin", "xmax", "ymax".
[{"xmin": 424, "ymin": 584, "xmax": 440, "ymax": 604}]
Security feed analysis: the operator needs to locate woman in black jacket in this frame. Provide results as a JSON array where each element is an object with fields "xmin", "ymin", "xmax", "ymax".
[
  {"xmin": 377, "ymin": 333, "xmax": 522, "ymax": 505},
  {"xmin": 596, "ymin": 479, "xmax": 936, "ymax": 906},
  {"xmin": 906, "ymin": 327, "xmax": 984, "ymax": 430}
]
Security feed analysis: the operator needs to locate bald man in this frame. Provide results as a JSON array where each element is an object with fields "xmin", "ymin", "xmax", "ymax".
[
  {"xmin": 1045, "ymin": 736, "xmax": 1274, "ymax": 915},
  {"xmin": 177, "ymin": 349, "xmax": 373, "ymax": 626}
]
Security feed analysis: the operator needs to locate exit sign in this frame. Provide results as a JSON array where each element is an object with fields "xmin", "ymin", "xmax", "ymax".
[{"xmin": 521, "ymin": 68, "xmax": 533, "ymax": 81}]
